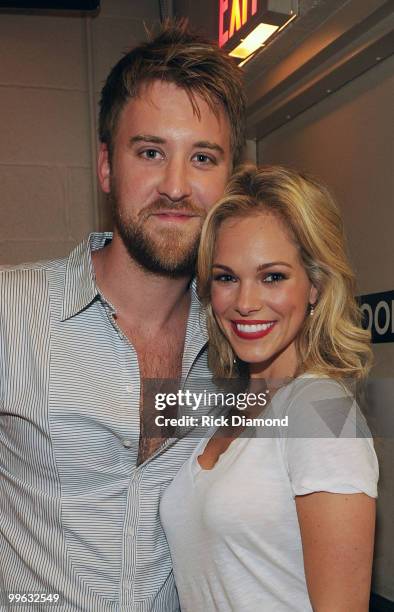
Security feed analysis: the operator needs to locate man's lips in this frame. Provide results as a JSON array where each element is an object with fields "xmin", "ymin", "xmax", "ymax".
[
  {"xmin": 150, "ymin": 210, "xmax": 201, "ymax": 222},
  {"xmin": 231, "ymin": 320, "xmax": 276, "ymax": 340}
]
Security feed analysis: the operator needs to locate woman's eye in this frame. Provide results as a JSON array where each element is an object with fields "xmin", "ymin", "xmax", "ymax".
[
  {"xmin": 212, "ymin": 274, "xmax": 237, "ymax": 283},
  {"xmin": 264, "ymin": 272, "xmax": 285, "ymax": 284}
]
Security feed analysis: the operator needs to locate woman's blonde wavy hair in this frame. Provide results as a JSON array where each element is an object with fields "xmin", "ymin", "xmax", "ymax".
[{"xmin": 197, "ymin": 165, "xmax": 372, "ymax": 380}]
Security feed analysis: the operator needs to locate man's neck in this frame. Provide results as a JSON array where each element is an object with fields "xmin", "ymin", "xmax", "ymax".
[{"xmin": 91, "ymin": 233, "xmax": 192, "ymax": 332}]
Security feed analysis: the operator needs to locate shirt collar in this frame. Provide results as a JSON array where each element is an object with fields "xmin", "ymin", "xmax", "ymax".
[
  {"xmin": 61, "ymin": 233, "xmax": 208, "ymax": 348},
  {"xmin": 61, "ymin": 232, "xmax": 113, "ymax": 322}
]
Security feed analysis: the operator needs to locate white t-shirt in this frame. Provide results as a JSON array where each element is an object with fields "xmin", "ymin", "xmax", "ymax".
[{"xmin": 160, "ymin": 377, "xmax": 379, "ymax": 612}]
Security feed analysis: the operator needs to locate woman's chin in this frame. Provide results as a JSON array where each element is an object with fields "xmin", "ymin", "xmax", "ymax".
[{"xmin": 233, "ymin": 348, "xmax": 271, "ymax": 366}]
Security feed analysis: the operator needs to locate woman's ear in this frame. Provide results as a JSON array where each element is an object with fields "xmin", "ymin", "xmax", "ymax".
[{"xmin": 309, "ymin": 284, "xmax": 318, "ymax": 307}]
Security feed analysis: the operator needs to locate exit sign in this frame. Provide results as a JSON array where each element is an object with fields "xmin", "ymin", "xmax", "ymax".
[
  {"xmin": 219, "ymin": 0, "xmax": 297, "ymax": 62},
  {"xmin": 219, "ymin": 0, "xmax": 258, "ymax": 47}
]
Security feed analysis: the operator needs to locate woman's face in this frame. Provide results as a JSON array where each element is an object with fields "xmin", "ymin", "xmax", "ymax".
[{"xmin": 211, "ymin": 213, "xmax": 317, "ymax": 379}]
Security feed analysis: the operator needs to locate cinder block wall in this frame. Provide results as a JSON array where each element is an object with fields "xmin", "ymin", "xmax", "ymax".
[{"xmin": 0, "ymin": 0, "xmax": 159, "ymax": 265}]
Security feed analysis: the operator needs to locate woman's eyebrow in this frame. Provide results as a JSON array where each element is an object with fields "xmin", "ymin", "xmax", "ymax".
[
  {"xmin": 212, "ymin": 264, "xmax": 234, "ymax": 272},
  {"xmin": 212, "ymin": 262, "xmax": 293, "ymax": 271},
  {"xmin": 257, "ymin": 262, "xmax": 293, "ymax": 270}
]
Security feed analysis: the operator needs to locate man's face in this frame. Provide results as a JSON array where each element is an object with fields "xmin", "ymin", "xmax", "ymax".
[{"xmin": 98, "ymin": 80, "xmax": 232, "ymax": 276}]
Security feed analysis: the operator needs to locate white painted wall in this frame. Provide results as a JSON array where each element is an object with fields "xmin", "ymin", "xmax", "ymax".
[
  {"xmin": 258, "ymin": 55, "xmax": 394, "ymax": 600},
  {"xmin": 0, "ymin": 0, "xmax": 159, "ymax": 264}
]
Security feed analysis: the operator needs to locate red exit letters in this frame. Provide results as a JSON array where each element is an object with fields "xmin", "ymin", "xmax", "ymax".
[{"xmin": 219, "ymin": 0, "xmax": 258, "ymax": 47}]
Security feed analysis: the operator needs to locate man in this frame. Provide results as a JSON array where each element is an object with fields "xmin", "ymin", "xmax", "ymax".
[{"xmin": 0, "ymin": 21, "xmax": 245, "ymax": 611}]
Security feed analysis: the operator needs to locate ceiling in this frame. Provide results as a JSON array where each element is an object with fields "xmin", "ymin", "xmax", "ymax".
[{"xmin": 173, "ymin": 0, "xmax": 394, "ymax": 138}]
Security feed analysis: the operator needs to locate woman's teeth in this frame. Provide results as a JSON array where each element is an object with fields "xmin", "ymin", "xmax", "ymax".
[{"xmin": 235, "ymin": 322, "xmax": 275, "ymax": 333}]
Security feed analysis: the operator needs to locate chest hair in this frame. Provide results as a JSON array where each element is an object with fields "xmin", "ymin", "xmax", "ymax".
[{"xmin": 131, "ymin": 328, "xmax": 185, "ymax": 465}]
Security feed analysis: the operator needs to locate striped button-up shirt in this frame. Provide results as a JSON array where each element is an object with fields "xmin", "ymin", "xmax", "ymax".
[{"xmin": 0, "ymin": 233, "xmax": 210, "ymax": 611}]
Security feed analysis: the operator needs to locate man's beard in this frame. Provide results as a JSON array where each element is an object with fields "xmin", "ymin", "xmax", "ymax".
[{"xmin": 110, "ymin": 190, "xmax": 206, "ymax": 278}]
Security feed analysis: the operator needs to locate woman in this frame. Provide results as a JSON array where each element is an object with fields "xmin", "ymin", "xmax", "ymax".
[{"xmin": 160, "ymin": 165, "xmax": 378, "ymax": 611}]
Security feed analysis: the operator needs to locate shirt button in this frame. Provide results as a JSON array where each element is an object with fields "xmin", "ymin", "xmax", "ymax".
[
  {"xmin": 127, "ymin": 526, "xmax": 136, "ymax": 538},
  {"xmin": 124, "ymin": 580, "xmax": 133, "ymax": 590},
  {"xmin": 122, "ymin": 439, "xmax": 132, "ymax": 449},
  {"xmin": 126, "ymin": 385, "xmax": 132, "ymax": 393}
]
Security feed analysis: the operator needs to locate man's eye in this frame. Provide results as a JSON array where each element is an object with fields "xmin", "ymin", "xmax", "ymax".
[
  {"xmin": 140, "ymin": 149, "xmax": 162, "ymax": 160},
  {"xmin": 193, "ymin": 153, "xmax": 216, "ymax": 165},
  {"xmin": 213, "ymin": 274, "xmax": 237, "ymax": 283},
  {"xmin": 263, "ymin": 272, "xmax": 285, "ymax": 284}
]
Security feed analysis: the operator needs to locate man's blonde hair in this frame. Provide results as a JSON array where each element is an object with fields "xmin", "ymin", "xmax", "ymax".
[{"xmin": 99, "ymin": 19, "xmax": 246, "ymax": 167}]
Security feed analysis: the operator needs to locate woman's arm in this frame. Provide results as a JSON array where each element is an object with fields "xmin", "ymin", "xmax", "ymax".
[{"xmin": 295, "ymin": 491, "xmax": 375, "ymax": 612}]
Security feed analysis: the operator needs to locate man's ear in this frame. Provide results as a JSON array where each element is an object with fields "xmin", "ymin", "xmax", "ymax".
[{"xmin": 98, "ymin": 143, "xmax": 111, "ymax": 194}]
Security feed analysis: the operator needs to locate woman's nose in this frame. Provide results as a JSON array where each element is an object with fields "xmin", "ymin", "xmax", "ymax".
[{"xmin": 234, "ymin": 282, "xmax": 262, "ymax": 316}]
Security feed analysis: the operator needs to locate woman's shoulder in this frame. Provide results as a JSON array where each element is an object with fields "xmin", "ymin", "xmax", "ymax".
[
  {"xmin": 290, "ymin": 373, "xmax": 351, "ymax": 398},
  {"xmin": 273, "ymin": 375, "xmax": 379, "ymax": 498},
  {"xmin": 272, "ymin": 374, "xmax": 371, "ymax": 439},
  {"xmin": 272, "ymin": 374, "xmax": 352, "ymax": 413}
]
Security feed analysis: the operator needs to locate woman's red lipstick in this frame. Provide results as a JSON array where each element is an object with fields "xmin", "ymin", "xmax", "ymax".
[{"xmin": 231, "ymin": 320, "xmax": 276, "ymax": 340}]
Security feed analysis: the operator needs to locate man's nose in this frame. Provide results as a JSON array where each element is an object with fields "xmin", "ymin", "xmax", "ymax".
[
  {"xmin": 157, "ymin": 158, "xmax": 192, "ymax": 203},
  {"xmin": 234, "ymin": 282, "xmax": 262, "ymax": 316}
]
